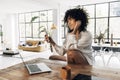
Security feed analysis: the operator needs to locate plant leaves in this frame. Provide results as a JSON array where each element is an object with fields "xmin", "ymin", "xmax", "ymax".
[
  {"xmin": 96, "ymin": 28, "xmax": 108, "ymax": 40},
  {"xmin": 30, "ymin": 16, "xmax": 39, "ymax": 23},
  {"xmin": 38, "ymin": 26, "xmax": 44, "ymax": 30},
  {"xmin": 38, "ymin": 28, "xmax": 47, "ymax": 35}
]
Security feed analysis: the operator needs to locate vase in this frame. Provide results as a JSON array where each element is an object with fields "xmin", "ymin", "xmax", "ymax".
[{"xmin": 98, "ymin": 39, "xmax": 102, "ymax": 45}]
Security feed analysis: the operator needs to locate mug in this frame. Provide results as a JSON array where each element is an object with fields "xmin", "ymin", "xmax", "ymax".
[{"xmin": 60, "ymin": 66, "xmax": 71, "ymax": 80}]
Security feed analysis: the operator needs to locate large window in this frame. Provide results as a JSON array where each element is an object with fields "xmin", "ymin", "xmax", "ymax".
[
  {"xmin": 18, "ymin": 10, "xmax": 54, "ymax": 41},
  {"xmin": 82, "ymin": 1, "xmax": 120, "ymax": 43}
]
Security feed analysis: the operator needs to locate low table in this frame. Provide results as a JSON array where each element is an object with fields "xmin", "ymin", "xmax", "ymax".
[{"xmin": 0, "ymin": 58, "xmax": 119, "ymax": 80}]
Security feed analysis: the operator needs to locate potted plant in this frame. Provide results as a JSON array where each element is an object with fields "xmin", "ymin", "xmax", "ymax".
[{"xmin": 96, "ymin": 28, "xmax": 108, "ymax": 45}]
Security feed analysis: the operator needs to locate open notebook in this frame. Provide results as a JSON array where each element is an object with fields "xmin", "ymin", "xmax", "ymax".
[{"xmin": 19, "ymin": 52, "xmax": 51, "ymax": 74}]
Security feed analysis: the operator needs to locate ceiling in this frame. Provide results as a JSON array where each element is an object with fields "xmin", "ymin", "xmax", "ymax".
[{"xmin": 0, "ymin": 0, "xmax": 117, "ymax": 13}]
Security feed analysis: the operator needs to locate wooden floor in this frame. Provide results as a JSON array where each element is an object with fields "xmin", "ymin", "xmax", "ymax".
[{"xmin": 0, "ymin": 58, "xmax": 120, "ymax": 80}]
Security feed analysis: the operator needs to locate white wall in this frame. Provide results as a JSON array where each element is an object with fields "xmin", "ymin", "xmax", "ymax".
[{"xmin": 0, "ymin": 14, "xmax": 18, "ymax": 49}]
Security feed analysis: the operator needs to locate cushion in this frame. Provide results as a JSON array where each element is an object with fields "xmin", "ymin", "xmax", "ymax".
[
  {"xmin": 38, "ymin": 41, "xmax": 41, "ymax": 45},
  {"xmin": 19, "ymin": 41, "xmax": 26, "ymax": 46},
  {"xmin": 22, "ymin": 44, "xmax": 26, "ymax": 46},
  {"xmin": 26, "ymin": 40, "xmax": 39, "ymax": 46},
  {"xmin": 27, "ymin": 43, "xmax": 32, "ymax": 46}
]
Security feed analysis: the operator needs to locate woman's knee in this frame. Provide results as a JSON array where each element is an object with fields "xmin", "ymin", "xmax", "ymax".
[
  {"xmin": 67, "ymin": 50, "xmax": 80, "ymax": 57},
  {"xmin": 67, "ymin": 50, "xmax": 89, "ymax": 64},
  {"xmin": 67, "ymin": 51, "xmax": 73, "ymax": 56}
]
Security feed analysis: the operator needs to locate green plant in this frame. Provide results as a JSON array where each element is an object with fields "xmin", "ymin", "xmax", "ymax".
[
  {"xmin": 30, "ymin": 16, "xmax": 56, "ymax": 37},
  {"xmin": 38, "ymin": 24, "xmax": 56, "ymax": 37},
  {"xmin": 96, "ymin": 28, "xmax": 108, "ymax": 43},
  {"xmin": 30, "ymin": 16, "xmax": 39, "ymax": 23},
  {"xmin": 30, "ymin": 16, "xmax": 45, "ymax": 37}
]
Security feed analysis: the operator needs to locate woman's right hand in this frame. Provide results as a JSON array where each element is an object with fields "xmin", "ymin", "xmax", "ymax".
[
  {"xmin": 72, "ymin": 21, "xmax": 81, "ymax": 34},
  {"xmin": 45, "ymin": 35, "xmax": 56, "ymax": 46}
]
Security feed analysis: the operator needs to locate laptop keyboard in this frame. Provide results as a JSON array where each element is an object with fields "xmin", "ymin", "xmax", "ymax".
[{"xmin": 27, "ymin": 64, "xmax": 41, "ymax": 72}]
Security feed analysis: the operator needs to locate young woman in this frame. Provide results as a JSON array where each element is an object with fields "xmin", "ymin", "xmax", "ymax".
[{"xmin": 45, "ymin": 8, "xmax": 93, "ymax": 65}]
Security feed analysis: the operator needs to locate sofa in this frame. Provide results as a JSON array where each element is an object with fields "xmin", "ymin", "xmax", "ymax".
[{"xmin": 18, "ymin": 40, "xmax": 45, "ymax": 52}]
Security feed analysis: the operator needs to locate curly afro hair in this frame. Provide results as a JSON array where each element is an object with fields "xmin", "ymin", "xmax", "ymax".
[{"xmin": 64, "ymin": 8, "xmax": 89, "ymax": 32}]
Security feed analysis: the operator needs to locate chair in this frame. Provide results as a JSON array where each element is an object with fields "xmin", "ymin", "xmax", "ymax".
[
  {"xmin": 92, "ymin": 46, "xmax": 105, "ymax": 66},
  {"xmin": 107, "ymin": 48, "xmax": 120, "ymax": 66}
]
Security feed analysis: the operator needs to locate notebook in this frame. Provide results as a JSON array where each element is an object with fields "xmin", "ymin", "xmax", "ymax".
[
  {"xmin": 26, "ymin": 63, "xmax": 52, "ymax": 74},
  {"xmin": 19, "ymin": 52, "xmax": 51, "ymax": 74}
]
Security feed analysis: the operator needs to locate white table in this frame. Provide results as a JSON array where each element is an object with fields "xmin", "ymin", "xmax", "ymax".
[
  {"xmin": 0, "ymin": 50, "xmax": 52, "ymax": 69},
  {"xmin": 92, "ymin": 43, "xmax": 120, "ymax": 52}
]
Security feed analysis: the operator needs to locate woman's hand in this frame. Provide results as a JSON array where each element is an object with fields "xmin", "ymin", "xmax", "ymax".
[
  {"xmin": 45, "ymin": 35, "xmax": 56, "ymax": 46},
  {"xmin": 45, "ymin": 35, "xmax": 50, "ymax": 43},
  {"xmin": 72, "ymin": 21, "xmax": 81, "ymax": 34}
]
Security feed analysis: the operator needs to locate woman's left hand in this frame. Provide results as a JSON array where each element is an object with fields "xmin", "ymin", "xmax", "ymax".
[{"xmin": 44, "ymin": 35, "xmax": 56, "ymax": 46}]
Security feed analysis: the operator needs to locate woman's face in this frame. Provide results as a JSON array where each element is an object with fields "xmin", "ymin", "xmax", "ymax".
[{"xmin": 67, "ymin": 17, "xmax": 76, "ymax": 30}]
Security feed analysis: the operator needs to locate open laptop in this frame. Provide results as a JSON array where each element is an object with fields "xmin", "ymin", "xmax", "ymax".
[
  {"xmin": 19, "ymin": 52, "xmax": 51, "ymax": 74},
  {"xmin": 26, "ymin": 63, "xmax": 52, "ymax": 74}
]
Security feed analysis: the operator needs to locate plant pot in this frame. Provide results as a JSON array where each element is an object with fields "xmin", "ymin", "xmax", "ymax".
[{"xmin": 98, "ymin": 39, "xmax": 102, "ymax": 45}]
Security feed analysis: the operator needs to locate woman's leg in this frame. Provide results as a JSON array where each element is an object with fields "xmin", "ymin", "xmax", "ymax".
[
  {"xmin": 49, "ymin": 55, "xmax": 66, "ymax": 61},
  {"xmin": 49, "ymin": 50, "xmax": 89, "ymax": 65},
  {"xmin": 67, "ymin": 50, "xmax": 89, "ymax": 65}
]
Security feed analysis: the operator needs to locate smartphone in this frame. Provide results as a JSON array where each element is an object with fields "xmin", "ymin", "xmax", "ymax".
[{"xmin": 76, "ymin": 21, "xmax": 81, "ymax": 27}]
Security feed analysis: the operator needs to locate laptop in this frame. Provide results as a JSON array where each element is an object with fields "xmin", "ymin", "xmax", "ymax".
[
  {"xmin": 26, "ymin": 63, "xmax": 52, "ymax": 74},
  {"xmin": 19, "ymin": 52, "xmax": 51, "ymax": 74}
]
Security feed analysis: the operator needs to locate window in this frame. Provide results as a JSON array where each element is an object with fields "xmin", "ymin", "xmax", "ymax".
[
  {"xmin": 84, "ymin": 5, "xmax": 95, "ymax": 18},
  {"xmin": 110, "ymin": 17, "xmax": 120, "ymax": 39},
  {"xmin": 96, "ymin": 3, "xmax": 108, "ymax": 17},
  {"xmin": 0, "ymin": 24, "xmax": 3, "ymax": 43},
  {"xmin": 82, "ymin": 1, "xmax": 120, "ymax": 43},
  {"xmin": 110, "ymin": 2, "xmax": 120, "ymax": 17},
  {"xmin": 96, "ymin": 18, "xmax": 108, "ymax": 38},
  {"xmin": 109, "ymin": 2, "xmax": 120, "ymax": 42},
  {"xmin": 18, "ymin": 10, "xmax": 54, "ymax": 41},
  {"xmin": 87, "ymin": 19, "xmax": 95, "ymax": 38}
]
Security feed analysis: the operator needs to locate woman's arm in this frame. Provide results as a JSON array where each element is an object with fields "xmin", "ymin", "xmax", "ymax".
[
  {"xmin": 66, "ymin": 31, "xmax": 92, "ymax": 50},
  {"xmin": 77, "ymin": 31, "xmax": 92, "ymax": 48},
  {"xmin": 45, "ymin": 35, "xmax": 67, "ymax": 56},
  {"xmin": 53, "ymin": 44, "xmax": 67, "ymax": 56}
]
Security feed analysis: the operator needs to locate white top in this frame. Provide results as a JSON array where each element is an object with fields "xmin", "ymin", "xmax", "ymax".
[{"xmin": 53, "ymin": 31, "xmax": 93, "ymax": 65}]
